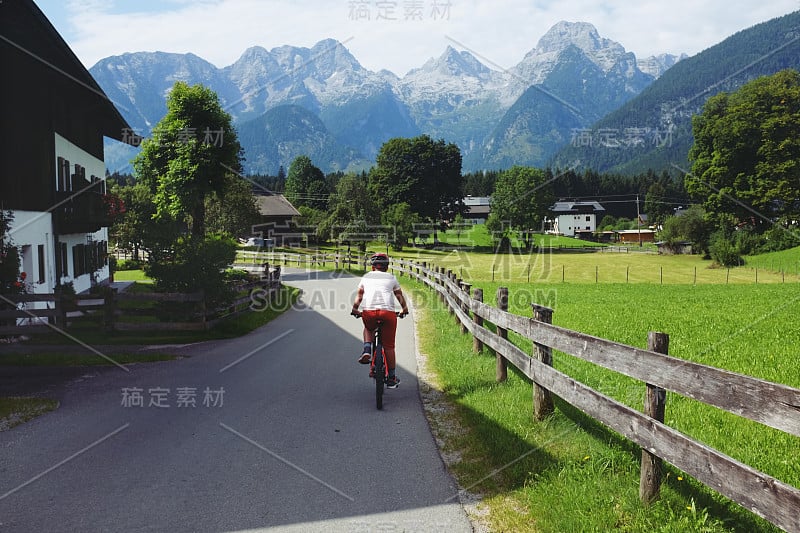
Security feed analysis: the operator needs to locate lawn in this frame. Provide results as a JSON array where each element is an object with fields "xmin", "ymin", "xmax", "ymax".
[
  {"xmin": 401, "ymin": 251, "xmax": 800, "ymax": 532},
  {"xmin": 393, "ymin": 243, "xmax": 799, "ymax": 285},
  {"xmin": 744, "ymin": 244, "xmax": 800, "ymax": 274},
  {"xmin": 112, "ymin": 269, "xmax": 153, "ymax": 282}
]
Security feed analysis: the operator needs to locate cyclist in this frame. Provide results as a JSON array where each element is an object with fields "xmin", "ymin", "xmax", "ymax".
[{"xmin": 351, "ymin": 252, "xmax": 409, "ymax": 388}]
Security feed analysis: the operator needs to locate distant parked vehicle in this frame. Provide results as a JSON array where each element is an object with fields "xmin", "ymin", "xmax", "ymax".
[{"xmin": 243, "ymin": 237, "xmax": 274, "ymax": 248}]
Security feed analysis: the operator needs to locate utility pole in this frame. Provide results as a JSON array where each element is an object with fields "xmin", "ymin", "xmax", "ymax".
[{"xmin": 636, "ymin": 194, "xmax": 642, "ymax": 247}]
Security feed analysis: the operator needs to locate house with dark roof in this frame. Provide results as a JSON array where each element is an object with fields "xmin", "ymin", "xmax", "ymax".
[
  {"xmin": 547, "ymin": 201, "xmax": 606, "ymax": 237},
  {"xmin": 251, "ymin": 193, "xmax": 302, "ymax": 246},
  {"xmin": 462, "ymin": 196, "xmax": 491, "ymax": 224},
  {"xmin": 1, "ymin": 0, "xmax": 137, "ymax": 295}
]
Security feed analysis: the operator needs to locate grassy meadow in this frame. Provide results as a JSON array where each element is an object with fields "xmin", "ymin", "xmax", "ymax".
[
  {"xmin": 397, "ymin": 231, "xmax": 800, "ymax": 532},
  {"xmin": 391, "ymin": 224, "xmax": 800, "ymax": 285}
]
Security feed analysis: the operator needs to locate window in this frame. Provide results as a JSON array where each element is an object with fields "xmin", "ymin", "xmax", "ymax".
[
  {"xmin": 72, "ymin": 244, "xmax": 86, "ymax": 277},
  {"xmin": 37, "ymin": 244, "xmax": 46, "ymax": 284},
  {"xmin": 586, "ymin": 216, "xmax": 591, "ymax": 221},
  {"xmin": 57, "ymin": 242, "xmax": 68, "ymax": 279}
]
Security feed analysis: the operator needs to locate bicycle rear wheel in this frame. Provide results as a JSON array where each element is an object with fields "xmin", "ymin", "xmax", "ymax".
[{"xmin": 374, "ymin": 343, "xmax": 384, "ymax": 410}]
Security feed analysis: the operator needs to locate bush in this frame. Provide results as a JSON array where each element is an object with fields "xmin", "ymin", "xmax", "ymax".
[
  {"xmin": 733, "ymin": 226, "xmax": 763, "ymax": 256},
  {"xmin": 759, "ymin": 223, "xmax": 800, "ymax": 253},
  {"xmin": 145, "ymin": 233, "xmax": 237, "ymax": 308},
  {"xmin": 223, "ymin": 269, "xmax": 251, "ymax": 282},
  {"xmin": 709, "ymin": 231, "xmax": 744, "ymax": 267}
]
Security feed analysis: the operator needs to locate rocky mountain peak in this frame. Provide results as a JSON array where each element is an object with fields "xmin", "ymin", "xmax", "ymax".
[
  {"xmin": 537, "ymin": 22, "xmax": 605, "ymax": 52},
  {"xmin": 511, "ymin": 20, "xmax": 643, "ymax": 90},
  {"xmin": 411, "ymin": 46, "xmax": 490, "ymax": 78},
  {"xmin": 637, "ymin": 53, "xmax": 688, "ymax": 78}
]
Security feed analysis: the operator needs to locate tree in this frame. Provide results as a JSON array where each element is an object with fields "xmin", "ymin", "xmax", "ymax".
[
  {"xmin": 109, "ymin": 177, "xmax": 186, "ymax": 261},
  {"xmin": 133, "ymin": 81, "xmax": 243, "ymax": 238},
  {"xmin": 204, "ymin": 175, "xmax": 261, "ymax": 238},
  {"xmin": 644, "ymin": 181, "xmax": 674, "ymax": 226},
  {"xmin": 489, "ymin": 166, "xmax": 554, "ymax": 249},
  {"xmin": 130, "ymin": 82, "xmax": 241, "ymax": 302},
  {"xmin": 319, "ymin": 172, "xmax": 377, "ymax": 244},
  {"xmin": 382, "ymin": 202, "xmax": 420, "ymax": 250},
  {"xmin": 284, "ymin": 156, "xmax": 328, "ymax": 210},
  {"xmin": 0, "ymin": 211, "xmax": 25, "ymax": 330},
  {"xmin": 1, "ymin": 212, "xmax": 22, "ymax": 292},
  {"xmin": 688, "ymin": 69, "xmax": 800, "ymax": 230},
  {"xmin": 370, "ymin": 135, "xmax": 463, "ymax": 241},
  {"xmin": 658, "ymin": 205, "xmax": 712, "ymax": 255},
  {"xmin": 463, "ymin": 170, "xmax": 499, "ymax": 196}
]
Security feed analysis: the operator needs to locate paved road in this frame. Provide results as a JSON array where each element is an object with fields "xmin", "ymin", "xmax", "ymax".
[{"xmin": 0, "ymin": 269, "xmax": 472, "ymax": 532}]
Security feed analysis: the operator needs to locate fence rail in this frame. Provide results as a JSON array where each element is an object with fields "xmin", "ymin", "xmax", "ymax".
[
  {"xmin": 0, "ymin": 266, "xmax": 280, "ymax": 335},
  {"xmin": 237, "ymin": 250, "xmax": 367, "ymax": 270},
  {"xmin": 393, "ymin": 258, "xmax": 800, "ymax": 532}
]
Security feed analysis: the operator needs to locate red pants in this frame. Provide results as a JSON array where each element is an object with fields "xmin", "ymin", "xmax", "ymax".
[{"xmin": 361, "ymin": 309, "xmax": 397, "ymax": 349}]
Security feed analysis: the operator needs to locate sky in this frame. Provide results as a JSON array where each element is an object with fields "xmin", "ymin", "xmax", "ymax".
[{"xmin": 33, "ymin": 0, "xmax": 800, "ymax": 77}]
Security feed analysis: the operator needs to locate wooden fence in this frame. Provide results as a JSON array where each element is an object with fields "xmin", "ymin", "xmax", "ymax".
[
  {"xmin": 392, "ymin": 258, "xmax": 800, "ymax": 533},
  {"xmin": 0, "ymin": 265, "xmax": 280, "ymax": 335},
  {"xmin": 237, "ymin": 250, "xmax": 367, "ymax": 270}
]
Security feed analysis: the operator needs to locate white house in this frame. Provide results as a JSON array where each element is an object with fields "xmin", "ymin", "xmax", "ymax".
[
  {"xmin": 1, "ymin": 0, "xmax": 136, "ymax": 296},
  {"xmin": 547, "ymin": 201, "xmax": 606, "ymax": 237},
  {"xmin": 462, "ymin": 196, "xmax": 491, "ymax": 224}
]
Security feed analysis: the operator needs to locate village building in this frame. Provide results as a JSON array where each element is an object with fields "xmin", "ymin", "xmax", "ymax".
[
  {"xmin": 546, "ymin": 201, "xmax": 606, "ymax": 237},
  {"xmin": 1, "ymin": 0, "xmax": 136, "ymax": 295}
]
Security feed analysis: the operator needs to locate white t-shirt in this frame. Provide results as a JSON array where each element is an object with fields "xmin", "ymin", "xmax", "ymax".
[{"xmin": 358, "ymin": 271, "xmax": 401, "ymax": 311}]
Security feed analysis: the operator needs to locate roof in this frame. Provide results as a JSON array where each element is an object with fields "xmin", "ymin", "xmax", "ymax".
[
  {"xmin": 1, "ymin": 0, "xmax": 134, "ymax": 145},
  {"xmin": 255, "ymin": 194, "xmax": 301, "ymax": 217},
  {"xmin": 550, "ymin": 201, "xmax": 606, "ymax": 213},
  {"xmin": 462, "ymin": 196, "xmax": 491, "ymax": 206}
]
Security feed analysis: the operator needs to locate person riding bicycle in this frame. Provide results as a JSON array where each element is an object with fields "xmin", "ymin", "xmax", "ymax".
[{"xmin": 351, "ymin": 252, "xmax": 409, "ymax": 388}]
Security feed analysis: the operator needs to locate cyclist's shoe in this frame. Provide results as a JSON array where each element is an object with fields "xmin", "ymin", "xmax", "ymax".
[
  {"xmin": 386, "ymin": 376, "xmax": 400, "ymax": 389},
  {"xmin": 358, "ymin": 352, "xmax": 371, "ymax": 364},
  {"xmin": 369, "ymin": 368, "xmax": 376, "ymax": 378}
]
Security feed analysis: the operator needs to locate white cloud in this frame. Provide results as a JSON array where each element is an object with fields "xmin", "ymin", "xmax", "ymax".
[{"xmin": 36, "ymin": 0, "xmax": 800, "ymax": 75}]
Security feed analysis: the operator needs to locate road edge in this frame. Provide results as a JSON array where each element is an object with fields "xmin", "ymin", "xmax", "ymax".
[{"xmin": 409, "ymin": 299, "xmax": 490, "ymax": 533}]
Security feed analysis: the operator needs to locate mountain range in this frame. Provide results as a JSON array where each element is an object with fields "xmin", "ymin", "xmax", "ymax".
[
  {"xmin": 94, "ymin": 21, "xmax": 682, "ymax": 175},
  {"xmin": 94, "ymin": 14, "xmax": 800, "ymax": 176},
  {"xmin": 551, "ymin": 10, "xmax": 800, "ymax": 174}
]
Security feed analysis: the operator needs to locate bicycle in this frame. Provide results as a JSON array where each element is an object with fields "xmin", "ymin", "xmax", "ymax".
[{"xmin": 352, "ymin": 311, "xmax": 404, "ymax": 410}]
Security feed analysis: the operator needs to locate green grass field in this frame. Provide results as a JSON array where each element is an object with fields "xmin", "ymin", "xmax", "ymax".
[
  {"xmin": 401, "ymin": 247, "xmax": 800, "ymax": 532},
  {"xmin": 112, "ymin": 269, "xmax": 153, "ymax": 282},
  {"xmin": 392, "ymin": 235, "xmax": 799, "ymax": 285},
  {"xmin": 744, "ymin": 244, "xmax": 800, "ymax": 274}
]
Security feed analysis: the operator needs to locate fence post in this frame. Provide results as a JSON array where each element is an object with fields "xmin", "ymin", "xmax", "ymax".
[
  {"xmin": 460, "ymin": 282, "xmax": 471, "ymax": 334},
  {"xmin": 496, "ymin": 287, "xmax": 508, "ymax": 382},
  {"xmin": 55, "ymin": 292, "xmax": 68, "ymax": 328},
  {"xmin": 640, "ymin": 331, "xmax": 669, "ymax": 505},
  {"xmin": 446, "ymin": 270, "xmax": 455, "ymax": 315},
  {"xmin": 473, "ymin": 288, "xmax": 484, "ymax": 353},
  {"xmin": 531, "ymin": 303, "xmax": 554, "ymax": 420},
  {"xmin": 104, "ymin": 288, "xmax": 116, "ymax": 331}
]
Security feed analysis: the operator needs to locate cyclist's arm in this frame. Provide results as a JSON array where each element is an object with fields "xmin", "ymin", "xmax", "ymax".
[
  {"xmin": 351, "ymin": 286, "xmax": 365, "ymax": 314},
  {"xmin": 394, "ymin": 288, "xmax": 409, "ymax": 316}
]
